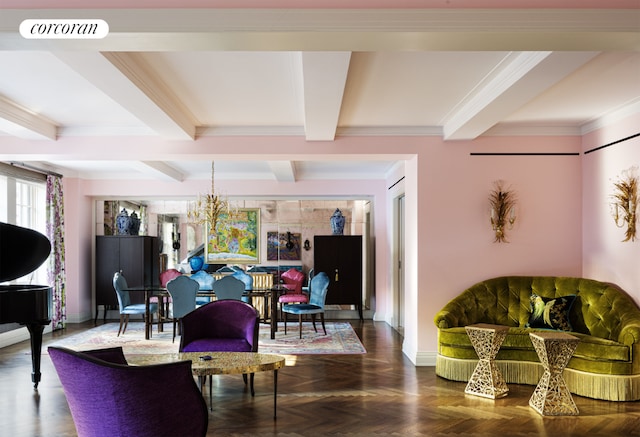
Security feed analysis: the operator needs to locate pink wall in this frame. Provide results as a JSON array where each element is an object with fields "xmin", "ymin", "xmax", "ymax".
[
  {"xmin": 59, "ymin": 130, "xmax": 636, "ymax": 365},
  {"xmin": 61, "ymin": 177, "xmax": 93, "ymax": 322},
  {"xmin": 407, "ymin": 136, "xmax": 583, "ymax": 361},
  {"xmin": 582, "ymin": 112, "xmax": 640, "ymax": 303}
]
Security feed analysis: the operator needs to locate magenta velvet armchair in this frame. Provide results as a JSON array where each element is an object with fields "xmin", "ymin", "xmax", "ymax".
[{"xmin": 48, "ymin": 346, "xmax": 208, "ymax": 437}]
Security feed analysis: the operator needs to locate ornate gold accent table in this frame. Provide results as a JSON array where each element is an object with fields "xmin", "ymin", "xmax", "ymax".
[
  {"xmin": 464, "ymin": 323, "xmax": 510, "ymax": 399},
  {"xmin": 128, "ymin": 352, "xmax": 286, "ymax": 418},
  {"xmin": 528, "ymin": 332, "xmax": 580, "ymax": 416}
]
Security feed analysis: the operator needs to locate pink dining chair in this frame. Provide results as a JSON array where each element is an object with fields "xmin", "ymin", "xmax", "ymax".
[
  {"xmin": 160, "ymin": 269, "xmax": 182, "ymax": 287},
  {"xmin": 278, "ymin": 268, "xmax": 308, "ymax": 322}
]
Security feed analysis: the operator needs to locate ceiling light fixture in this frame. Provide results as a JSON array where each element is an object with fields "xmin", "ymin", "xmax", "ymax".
[{"xmin": 187, "ymin": 161, "xmax": 231, "ymax": 233}]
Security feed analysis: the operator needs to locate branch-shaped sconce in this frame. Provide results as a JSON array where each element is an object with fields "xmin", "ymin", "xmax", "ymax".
[
  {"xmin": 610, "ymin": 166, "xmax": 638, "ymax": 242},
  {"xmin": 489, "ymin": 180, "xmax": 517, "ymax": 243}
]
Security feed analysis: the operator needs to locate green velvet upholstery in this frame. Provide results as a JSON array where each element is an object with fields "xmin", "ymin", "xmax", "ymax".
[{"xmin": 434, "ymin": 276, "xmax": 640, "ymax": 401}]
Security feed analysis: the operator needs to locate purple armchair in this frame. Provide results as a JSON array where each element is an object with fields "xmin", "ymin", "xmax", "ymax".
[
  {"xmin": 179, "ymin": 300, "xmax": 259, "ymax": 353},
  {"xmin": 179, "ymin": 300, "xmax": 260, "ymax": 395},
  {"xmin": 48, "ymin": 346, "xmax": 208, "ymax": 437}
]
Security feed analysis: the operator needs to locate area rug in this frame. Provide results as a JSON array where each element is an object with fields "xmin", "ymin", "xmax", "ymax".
[{"xmin": 46, "ymin": 321, "xmax": 366, "ymax": 356}]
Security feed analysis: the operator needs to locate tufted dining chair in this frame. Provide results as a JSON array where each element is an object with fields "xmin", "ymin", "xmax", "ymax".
[
  {"xmin": 48, "ymin": 346, "xmax": 208, "ymax": 437},
  {"xmin": 283, "ymin": 271, "xmax": 330, "ymax": 339},
  {"xmin": 165, "ymin": 275, "xmax": 199, "ymax": 343},
  {"xmin": 113, "ymin": 272, "xmax": 158, "ymax": 337}
]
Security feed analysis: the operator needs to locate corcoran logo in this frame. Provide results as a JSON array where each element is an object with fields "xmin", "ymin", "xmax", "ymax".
[{"xmin": 20, "ymin": 19, "xmax": 109, "ymax": 39}]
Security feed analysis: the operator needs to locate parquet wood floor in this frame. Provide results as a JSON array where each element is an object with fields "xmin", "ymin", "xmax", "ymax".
[{"xmin": 1, "ymin": 320, "xmax": 639, "ymax": 436}]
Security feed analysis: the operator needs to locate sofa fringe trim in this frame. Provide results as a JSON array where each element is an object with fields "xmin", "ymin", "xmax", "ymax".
[{"xmin": 435, "ymin": 354, "xmax": 640, "ymax": 401}]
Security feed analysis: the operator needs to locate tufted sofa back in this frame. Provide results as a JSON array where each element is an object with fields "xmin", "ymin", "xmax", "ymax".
[{"xmin": 435, "ymin": 276, "xmax": 640, "ymax": 345}]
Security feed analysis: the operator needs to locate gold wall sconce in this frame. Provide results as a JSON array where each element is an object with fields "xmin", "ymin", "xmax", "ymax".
[
  {"xmin": 489, "ymin": 180, "xmax": 517, "ymax": 243},
  {"xmin": 610, "ymin": 166, "xmax": 638, "ymax": 242}
]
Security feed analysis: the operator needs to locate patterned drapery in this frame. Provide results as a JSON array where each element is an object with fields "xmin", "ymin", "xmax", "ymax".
[{"xmin": 46, "ymin": 175, "xmax": 66, "ymax": 329}]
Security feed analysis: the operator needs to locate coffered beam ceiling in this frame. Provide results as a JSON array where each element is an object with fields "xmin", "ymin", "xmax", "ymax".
[
  {"xmin": 0, "ymin": 8, "xmax": 638, "ymax": 180},
  {"xmin": 53, "ymin": 52, "xmax": 197, "ymax": 141},
  {"xmin": 0, "ymin": 95, "xmax": 57, "ymax": 140},
  {"xmin": 442, "ymin": 51, "xmax": 599, "ymax": 140},
  {"xmin": 0, "ymin": 8, "xmax": 637, "ymax": 142}
]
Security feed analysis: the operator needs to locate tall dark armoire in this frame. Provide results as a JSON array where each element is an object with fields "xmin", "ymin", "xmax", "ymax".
[
  {"xmin": 95, "ymin": 235, "xmax": 160, "ymax": 322},
  {"xmin": 313, "ymin": 235, "xmax": 363, "ymax": 320}
]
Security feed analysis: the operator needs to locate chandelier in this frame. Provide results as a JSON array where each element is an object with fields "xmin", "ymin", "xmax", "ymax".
[{"xmin": 187, "ymin": 161, "xmax": 230, "ymax": 232}]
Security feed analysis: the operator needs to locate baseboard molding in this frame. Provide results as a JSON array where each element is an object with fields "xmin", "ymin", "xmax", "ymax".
[
  {"xmin": 415, "ymin": 351, "xmax": 437, "ymax": 366},
  {"xmin": 0, "ymin": 324, "xmax": 53, "ymax": 349}
]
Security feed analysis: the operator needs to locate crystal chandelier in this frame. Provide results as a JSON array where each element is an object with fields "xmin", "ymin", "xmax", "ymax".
[{"xmin": 187, "ymin": 161, "xmax": 230, "ymax": 232}]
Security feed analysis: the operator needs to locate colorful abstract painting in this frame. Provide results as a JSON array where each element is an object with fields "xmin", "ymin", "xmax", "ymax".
[{"xmin": 205, "ymin": 208, "xmax": 260, "ymax": 264}]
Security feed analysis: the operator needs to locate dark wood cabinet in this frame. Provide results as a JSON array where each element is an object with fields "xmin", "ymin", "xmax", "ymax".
[
  {"xmin": 95, "ymin": 236, "xmax": 160, "ymax": 321},
  {"xmin": 313, "ymin": 235, "xmax": 363, "ymax": 320}
]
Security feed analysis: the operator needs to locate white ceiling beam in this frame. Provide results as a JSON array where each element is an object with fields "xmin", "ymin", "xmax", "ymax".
[
  {"xmin": 302, "ymin": 52, "xmax": 352, "ymax": 141},
  {"xmin": 442, "ymin": 51, "xmax": 599, "ymax": 140},
  {"xmin": 268, "ymin": 161, "xmax": 297, "ymax": 182},
  {"xmin": 0, "ymin": 96, "xmax": 57, "ymax": 140},
  {"xmin": 1, "ymin": 10, "xmax": 637, "ymax": 51},
  {"xmin": 52, "ymin": 51, "xmax": 196, "ymax": 140},
  {"xmin": 128, "ymin": 161, "xmax": 185, "ymax": 182}
]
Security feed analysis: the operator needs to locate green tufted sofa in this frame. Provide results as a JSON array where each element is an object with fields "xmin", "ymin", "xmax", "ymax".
[{"xmin": 434, "ymin": 276, "xmax": 640, "ymax": 401}]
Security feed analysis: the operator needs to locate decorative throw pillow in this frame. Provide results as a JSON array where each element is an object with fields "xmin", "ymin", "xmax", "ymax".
[{"xmin": 526, "ymin": 294, "xmax": 576, "ymax": 331}]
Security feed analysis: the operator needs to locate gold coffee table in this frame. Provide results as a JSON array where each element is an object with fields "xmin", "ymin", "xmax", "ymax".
[
  {"xmin": 464, "ymin": 323, "xmax": 510, "ymax": 399},
  {"xmin": 529, "ymin": 332, "xmax": 580, "ymax": 416},
  {"xmin": 128, "ymin": 352, "xmax": 286, "ymax": 418}
]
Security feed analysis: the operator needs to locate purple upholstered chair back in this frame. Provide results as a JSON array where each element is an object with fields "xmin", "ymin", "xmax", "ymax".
[
  {"xmin": 179, "ymin": 299, "xmax": 259, "ymax": 353},
  {"xmin": 48, "ymin": 346, "xmax": 208, "ymax": 437}
]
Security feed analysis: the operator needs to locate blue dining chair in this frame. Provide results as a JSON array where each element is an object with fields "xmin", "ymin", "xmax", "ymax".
[
  {"xmin": 166, "ymin": 275, "xmax": 199, "ymax": 343},
  {"xmin": 232, "ymin": 270, "xmax": 253, "ymax": 303},
  {"xmin": 112, "ymin": 272, "xmax": 158, "ymax": 337},
  {"xmin": 212, "ymin": 275, "xmax": 245, "ymax": 301},
  {"xmin": 191, "ymin": 270, "xmax": 214, "ymax": 306},
  {"xmin": 282, "ymin": 272, "xmax": 330, "ymax": 339}
]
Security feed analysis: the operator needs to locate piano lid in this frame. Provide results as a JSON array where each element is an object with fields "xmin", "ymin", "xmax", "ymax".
[{"xmin": 0, "ymin": 222, "xmax": 52, "ymax": 283}]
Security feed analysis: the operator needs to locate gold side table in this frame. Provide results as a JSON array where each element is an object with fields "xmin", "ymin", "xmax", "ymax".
[
  {"xmin": 529, "ymin": 332, "xmax": 580, "ymax": 416},
  {"xmin": 464, "ymin": 323, "xmax": 510, "ymax": 399}
]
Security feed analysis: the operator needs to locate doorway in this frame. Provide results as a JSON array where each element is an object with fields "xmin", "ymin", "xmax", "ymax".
[{"xmin": 394, "ymin": 194, "xmax": 405, "ymax": 335}]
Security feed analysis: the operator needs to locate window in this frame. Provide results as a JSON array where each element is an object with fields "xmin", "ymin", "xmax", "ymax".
[{"xmin": 0, "ymin": 166, "xmax": 47, "ymax": 285}]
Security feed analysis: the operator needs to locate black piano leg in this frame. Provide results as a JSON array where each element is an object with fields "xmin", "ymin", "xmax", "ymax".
[{"xmin": 25, "ymin": 323, "xmax": 45, "ymax": 390}]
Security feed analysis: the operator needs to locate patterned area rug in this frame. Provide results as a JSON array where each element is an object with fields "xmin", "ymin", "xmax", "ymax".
[{"xmin": 47, "ymin": 321, "xmax": 366, "ymax": 356}]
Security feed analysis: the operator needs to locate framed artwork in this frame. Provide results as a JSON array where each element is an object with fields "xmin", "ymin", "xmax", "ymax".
[
  {"xmin": 267, "ymin": 231, "xmax": 302, "ymax": 261},
  {"xmin": 205, "ymin": 208, "xmax": 260, "ymax": 264}
]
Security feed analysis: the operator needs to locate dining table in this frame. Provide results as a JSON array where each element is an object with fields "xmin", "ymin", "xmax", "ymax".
[{"xmin": 132, "ymin": 285, "xmax": 286, "ymax": 340}]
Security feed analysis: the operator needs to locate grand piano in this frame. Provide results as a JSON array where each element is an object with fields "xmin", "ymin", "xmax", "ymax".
[{"xmin": 0, "ymin": 222, "xmax": 52, "ymax": 389}]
